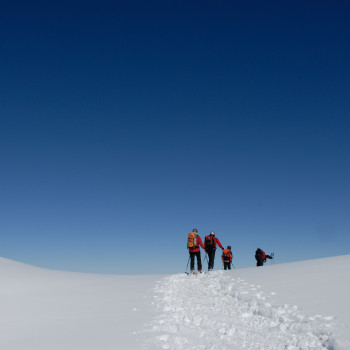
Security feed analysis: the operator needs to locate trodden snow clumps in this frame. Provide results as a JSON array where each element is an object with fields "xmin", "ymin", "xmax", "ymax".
[{"xmin": 143, "ymin": 271, "xmax": 336, "ymax": 350}]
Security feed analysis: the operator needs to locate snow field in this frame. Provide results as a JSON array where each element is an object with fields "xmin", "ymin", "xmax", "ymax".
[
  {"xmin": 0, "ymin": 258, "xmax": 159, "ymax": 350},
  {"xmin": 1, "ymin": 256, "xmax": 349, "ymax": 350},
  {"xmin": 144, "ymin": 271, "xmax": 336, "ymax": 350}
]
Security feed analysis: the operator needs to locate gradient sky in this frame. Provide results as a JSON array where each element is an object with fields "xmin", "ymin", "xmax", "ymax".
[{"xmin": 1, "ymin": 1, "xmax": 349, "ymax": 273}]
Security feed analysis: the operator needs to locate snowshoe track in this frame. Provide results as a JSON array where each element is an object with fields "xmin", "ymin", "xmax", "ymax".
[{"xmin": 144, "ymin": 271, "xmax": 335, "ymax": 350}]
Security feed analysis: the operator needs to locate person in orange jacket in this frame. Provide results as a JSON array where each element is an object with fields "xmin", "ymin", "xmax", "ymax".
[
  {"xmin": 187, "ymin": 229, "xmax": 205, "ymax": 273},
  {"xmin": 204, "ymin": 231, "xmax": 224, "ymax": 271},
  {"xmin": 222, "ymin": 246, "xmax": 233, "ymax": 270}
]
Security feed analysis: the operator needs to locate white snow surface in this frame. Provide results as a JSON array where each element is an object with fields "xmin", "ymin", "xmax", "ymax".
[{"xmin": 0, "ymin": 255, "xmax": 349, "ymax": 350}]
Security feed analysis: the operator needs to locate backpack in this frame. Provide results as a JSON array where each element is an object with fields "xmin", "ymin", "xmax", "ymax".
[
  {"xmin": 255, "ymin": 249, "xmax": 265, "ymax": 265},
  {"xmin": 204, "ymin": 235, "xmax": 215, "ymax": 250},
  {"xmin": 187, "ymin": 232, "xmax": 198, "ymax": 249},
  {"xmin": 222, "ymin": 249, "xmax": 231, "ymax": 262}
]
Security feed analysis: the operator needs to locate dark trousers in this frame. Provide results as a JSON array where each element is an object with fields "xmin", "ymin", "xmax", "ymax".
[
  {"xmin": 256, "ymin": 255, "xmax": 264, "ymax": 266},
  {"xmin": 223, "ymin": 262, "xmax": 231, "ymax": 270},
  {"xmin": 190, "ymin": 251, "xmax": 202, "ymax": 271},
  {"xmin": 207, "ymin": 249, "xmax": 216, "ymax": 270}
]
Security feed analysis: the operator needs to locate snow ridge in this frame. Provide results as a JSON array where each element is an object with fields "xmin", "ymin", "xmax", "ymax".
[{"xmin": 144, "ymin": 271, "xmax": 336, "ymax": 350}]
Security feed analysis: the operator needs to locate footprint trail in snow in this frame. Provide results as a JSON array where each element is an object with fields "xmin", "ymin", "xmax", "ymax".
[{"xmin": 144, "ymin": 271, "xmax": 335, "ymax": 350}]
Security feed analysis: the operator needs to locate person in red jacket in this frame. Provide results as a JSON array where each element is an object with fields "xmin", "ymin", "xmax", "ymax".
[
  {"xmin": 204, "ymin": 231, "xmax": 224, "ymax": 271},
  {"xmin": 187, "ymin": 229, "xmax": 205, "ymax": 273},
  {"xmin": 255, "ymin": 248, "xmax": 273, "ymax": 266}
]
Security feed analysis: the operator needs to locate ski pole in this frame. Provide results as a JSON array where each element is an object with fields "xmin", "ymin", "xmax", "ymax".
[{"xmin": 186, "ymin": 255, "xmax": 190, "ymax": 273}]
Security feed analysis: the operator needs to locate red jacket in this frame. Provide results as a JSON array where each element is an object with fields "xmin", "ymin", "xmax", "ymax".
[
  {"xmin": 188, "ymin": 234, "xmax": 205, "ymax": 253},
  {"xmin": 204, "ymin": 235, "xmax": 224, "ymax": 251}
]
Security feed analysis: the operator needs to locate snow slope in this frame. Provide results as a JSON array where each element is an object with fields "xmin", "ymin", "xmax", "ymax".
[
  {"xmin": 0, "ymin": 255, "xmax": 349, "ymax": 350},
  {"xmin": 0, "ymin": 257, "xmax": 161, "ymax": 350}
]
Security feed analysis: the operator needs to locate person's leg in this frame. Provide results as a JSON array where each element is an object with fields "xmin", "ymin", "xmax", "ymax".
[
  {"xmin": 190, "ymin": 252, "xmax": 195, "ymax": 270},
  {"xmin": 196, "ymin": 251, "xmax": 202, "ymax": 271},
  {"xmin": 208, "ymin": 250, "xmax": 214, "ymax": 270},
  {"xmin": 211, "ymin": 250, "xmax": 216, "ymax": 270}
]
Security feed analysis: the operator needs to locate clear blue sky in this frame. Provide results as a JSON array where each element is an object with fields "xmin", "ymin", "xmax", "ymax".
[{"xmin": 1, "ymin": 1, "xmax": 349, "ymax": 273}]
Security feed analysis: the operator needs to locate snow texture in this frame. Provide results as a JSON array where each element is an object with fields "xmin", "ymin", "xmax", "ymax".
[
  {"xmin": 0, "ymin": 255, "xmax": 349, "ymax": 350},
  {"xmin": 143, "ymin": 272, "xmax": 336, "ymax": 349}
]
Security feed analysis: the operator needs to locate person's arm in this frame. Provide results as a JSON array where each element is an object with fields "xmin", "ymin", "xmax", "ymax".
[
  {"xmin": 197, "ymin": 235, "xmax": 206, "ymax": 250},
  {"xmin": 215, "ymin": 237, "xmax": 224, "ymax": 249}
]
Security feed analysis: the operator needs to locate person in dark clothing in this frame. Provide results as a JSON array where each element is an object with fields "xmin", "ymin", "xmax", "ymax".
[
  {"xmin": 222, "ymin": 246, "xmax": 233, "ymax": 270},
  {"xmin": 187, "ymin": 229, "xmax": 206, "ymax": 273},
  {"xmin": 204, "ymin": 231, "xmax": 224, "ymax": 271},
  {"xmin": 255, "ymin": 248, "xmax": 273, "ymax": 266}
]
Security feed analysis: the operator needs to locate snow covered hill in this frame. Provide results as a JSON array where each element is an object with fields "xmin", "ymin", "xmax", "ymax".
[
  {"xmin": 0, "ymin": 255, "xmax": 349, "ymax": 350},
  {"xmin": 0, "ymin": 257, "xmax": 160, "ymax": 350}
]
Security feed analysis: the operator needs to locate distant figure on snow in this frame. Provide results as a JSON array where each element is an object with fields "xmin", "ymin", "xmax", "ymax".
[
  {"xmin": 187, "ymin": 229, "xmax": 205, "ymax": 274},
  {"xmin": 255, "ymin": 248, "xmax": 273, "ymax": 266},
  {"xmin": 204, "ymin": 231, "xmax": 224, "ymax": 271},
  {"xmin": 222, "ymin": 246, "xmax": 233, "ymax": 270}
]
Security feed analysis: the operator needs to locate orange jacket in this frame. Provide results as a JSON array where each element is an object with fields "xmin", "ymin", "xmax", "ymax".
[{"xmin": 222, "ymin": 249, "xmax": 232, "ymax": 262}]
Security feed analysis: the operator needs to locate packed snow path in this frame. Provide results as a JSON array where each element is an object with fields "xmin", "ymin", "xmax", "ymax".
[{"xmin": 143, "ymin": 271, "xmax": 335, "ymax": 350}]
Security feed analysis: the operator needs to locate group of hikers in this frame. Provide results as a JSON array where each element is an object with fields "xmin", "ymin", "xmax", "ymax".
[{"xmin": 187, "ymin": 228, "xmax": 273, "ymax": 274}]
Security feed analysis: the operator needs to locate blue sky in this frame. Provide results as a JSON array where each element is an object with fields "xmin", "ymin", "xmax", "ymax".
[{"xmin": 1, "ymin": 1, "xmax": 349, "ymax": 273}]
